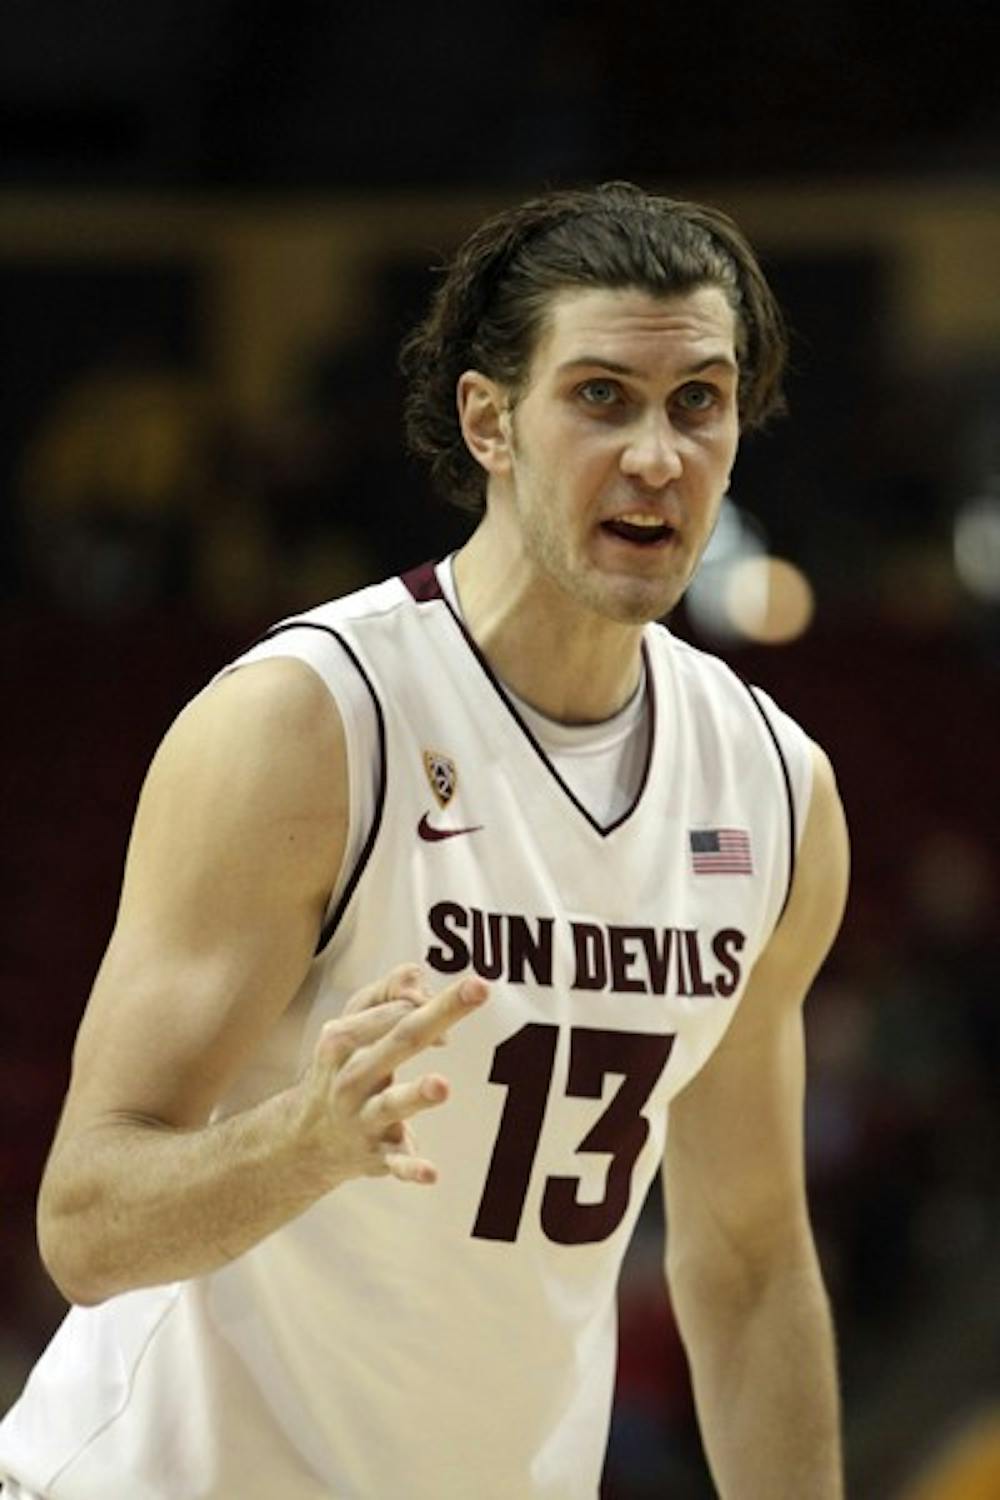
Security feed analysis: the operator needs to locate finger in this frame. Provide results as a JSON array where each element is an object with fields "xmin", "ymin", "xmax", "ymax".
[
  {"xmin": 314, "ymin": 1000, "xmax": 415, "ymax": 1069},
  {"xmin": 333, "ymin": 976, "xmax": 487, "ymax": 1102},
  {"xmin": 341, "ymin": 964, "xmax": 451, "ymax": 1048},
  {"xmin": 370, "ymin": 976, "xmax": 488, "ymax": 1069},
  {"xmin": 361, "ymin": 1074, "xmax": 449, "ymax": 1132},
  {"xmin": 383, "ymin": 1152, "xmax": 438, "ymax": 1186},
  {"xmin": 342, "ymin": 963, "xmax": 426, "ymax": 1017}
]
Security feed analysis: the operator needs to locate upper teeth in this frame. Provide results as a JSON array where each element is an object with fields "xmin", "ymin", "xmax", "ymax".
[{"xmin": 617, "ymin": 513, "xmax": 663, "ymax": 526}]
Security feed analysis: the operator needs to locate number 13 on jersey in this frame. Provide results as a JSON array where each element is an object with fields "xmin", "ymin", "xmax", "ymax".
[{"xmin": 472, "ymin": 1025, "xmax": 675, "ymax": 1246}]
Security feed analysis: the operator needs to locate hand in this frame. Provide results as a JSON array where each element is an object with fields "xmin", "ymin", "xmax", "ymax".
[{"xmin": 295, "ymin": 963, "xmax": 489, "ymax": 1189}]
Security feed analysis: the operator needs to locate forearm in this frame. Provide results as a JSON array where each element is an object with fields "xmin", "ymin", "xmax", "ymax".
[
  {"xmin": 38, "ymin": 1084, "xmax": 332, "ymax": 1305},
  {"xmin": 673, "ymin": 1246, "xmax": 843, "ymax": 1499},
  {"xmin": 38, "ymin": 975, "xmax": 481, "ymax": 1305}
]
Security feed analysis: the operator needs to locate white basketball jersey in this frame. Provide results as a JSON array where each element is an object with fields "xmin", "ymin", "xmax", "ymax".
[{"xmin": 0, "ymin": 562, "xmax": 811, "ymax": 1500}]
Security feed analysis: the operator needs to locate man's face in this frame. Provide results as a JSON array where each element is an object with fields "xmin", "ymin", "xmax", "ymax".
[{"xmin": 497, "ymin": 283, "xmax": 741, "ymax": 625}]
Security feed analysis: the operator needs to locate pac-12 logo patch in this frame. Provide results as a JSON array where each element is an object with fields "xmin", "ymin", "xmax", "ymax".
[{"xmin": 423, "ymin": 750, "xmax": 457, "ymax": 809}]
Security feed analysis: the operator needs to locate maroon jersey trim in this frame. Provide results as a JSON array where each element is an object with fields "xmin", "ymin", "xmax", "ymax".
[
  {"xmin": 401, "ymin": 559, "xmax": 445, "ymax": 603},
  {"xmin": 254, "ymin": 620, "xmax": 388, "ymax": 954},
  {"xmin": 399, "ymin": 558, "xmax": 656, "ymax": 839},
  {"xmin": 741, "ymin": 680, "xmax": 796, "ymax": 922}
]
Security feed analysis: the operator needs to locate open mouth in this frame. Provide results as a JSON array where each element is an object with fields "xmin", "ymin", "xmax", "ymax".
[{"xmin": 600, "ymin": 518, "xmax": 674, "ymax": 547}]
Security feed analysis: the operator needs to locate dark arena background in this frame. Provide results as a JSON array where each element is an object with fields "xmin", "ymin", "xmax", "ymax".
[{"xmin": 1, "ymin": 4, "xmax": 998, "ymax": 1495}]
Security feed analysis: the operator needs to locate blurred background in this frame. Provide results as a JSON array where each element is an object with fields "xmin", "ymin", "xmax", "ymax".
[{"xmin": 1, "ymin": 2, "xmax": 998, "ymax": 1495}]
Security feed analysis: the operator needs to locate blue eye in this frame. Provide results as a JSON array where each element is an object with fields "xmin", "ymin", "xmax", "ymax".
[
  {"xmin": 676, "ymin": 383, "xmax": 716, "ymax": 412},
  {"xmin": 579, "ymin": 379, "xmax": 621, "ymax": 406}
]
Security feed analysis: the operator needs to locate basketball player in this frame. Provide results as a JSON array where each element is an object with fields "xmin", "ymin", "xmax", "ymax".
[{"xmin": 0, "ymin": 182, "xmax": 848, "ymax": 1498}]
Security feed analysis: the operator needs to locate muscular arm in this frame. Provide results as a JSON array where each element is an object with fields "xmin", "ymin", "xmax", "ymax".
[
  {"xmin": 38, "ymin": 660, "xmax": 486, "ymax": 1306},
  {"xmin": 663, "ymin": 745, "xmax": 849, "ymax": 1499}
]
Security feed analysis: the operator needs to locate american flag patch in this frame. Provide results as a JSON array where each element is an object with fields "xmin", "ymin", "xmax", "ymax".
[{"xmin": 689, "ymin": 828, "xmax": 753, "ymax": 875}]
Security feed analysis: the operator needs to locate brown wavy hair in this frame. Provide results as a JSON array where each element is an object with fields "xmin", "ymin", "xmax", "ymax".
[{"xmin": 400, "ymin": 181, "xmax": 788, "ymax": 513}]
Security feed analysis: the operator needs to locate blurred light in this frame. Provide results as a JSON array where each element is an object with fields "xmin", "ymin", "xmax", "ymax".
[
  {"xmin": 724, "ymin": 556, "xmax": 815, "ymax": 644},
  {"xmin": 702, "ymin": 495, "xmax": 768, "ymax": 565},
  {"xmin": 954, "ymin": 492, "xmax": 1000, "ymax": 602},
  {"xmin": 685, "ymin": 497, "xmax": 767, "ymax": 640}
]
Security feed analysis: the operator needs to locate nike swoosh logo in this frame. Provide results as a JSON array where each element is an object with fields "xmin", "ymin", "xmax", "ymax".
[{"xmin": 417, "ymin": 812, "xmax": 484, "ymax": 842}]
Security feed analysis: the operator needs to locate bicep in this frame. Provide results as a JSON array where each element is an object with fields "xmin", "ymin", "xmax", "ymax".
[{"xmin": 53, "ymin": 660, "xmax": 348, "ymax": 1141}]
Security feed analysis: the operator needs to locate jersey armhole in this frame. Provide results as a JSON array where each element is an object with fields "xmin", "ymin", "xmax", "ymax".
[
  {"xmin": 742, "ymin": 683, "xmax": 813, "ymax": 924},
  {"xmin": 219, "ymin": 623, "xmax": 385, "ymax": 951}
]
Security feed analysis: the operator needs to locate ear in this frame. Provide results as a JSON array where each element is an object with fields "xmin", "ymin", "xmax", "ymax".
[{"xmin": 457, "ymin": 371, "xmax": 513, "ymax": 479}]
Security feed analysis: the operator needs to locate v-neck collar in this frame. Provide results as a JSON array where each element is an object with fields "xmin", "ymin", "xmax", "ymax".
[{"xmin": 400, "ymin": 558, "xmax": 660, "ymax": 840}]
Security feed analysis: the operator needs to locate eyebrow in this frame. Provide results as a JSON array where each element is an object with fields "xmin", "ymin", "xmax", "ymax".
[{"xmin": 557, "ymin": 354, "xmax": 739, "ymax": 378}]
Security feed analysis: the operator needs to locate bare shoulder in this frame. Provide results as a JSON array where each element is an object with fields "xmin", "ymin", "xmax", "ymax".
[
  {"xmin": 161, "ymin": 655, "xmax": 347, "ymax": 790},
  {"xmin": 119, "ymin": 652, "xmax": 350, "ymax": 997},
  {"xmin": 132, "ymin": 656, "xmax": 349, "ymax": 867},
  {"xmin": 205, "ymin": 653, "xmax": 341, "ymax": 721}
]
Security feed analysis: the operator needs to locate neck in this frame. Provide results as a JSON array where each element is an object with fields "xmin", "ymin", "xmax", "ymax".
[{"xmin": 452, "ymin": 520, "xmax": 645, "ymax": 725}]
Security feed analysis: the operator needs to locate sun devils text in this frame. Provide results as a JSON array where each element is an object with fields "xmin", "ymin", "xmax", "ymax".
[{"xmin": 425, "ymin": 901, "xmax": 746, "ymax": 998}]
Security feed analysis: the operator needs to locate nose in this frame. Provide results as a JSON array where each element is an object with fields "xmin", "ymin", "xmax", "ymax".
[{"xmin": 620, "ymin": 412, "xmax": 683, "ymax": 489}]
